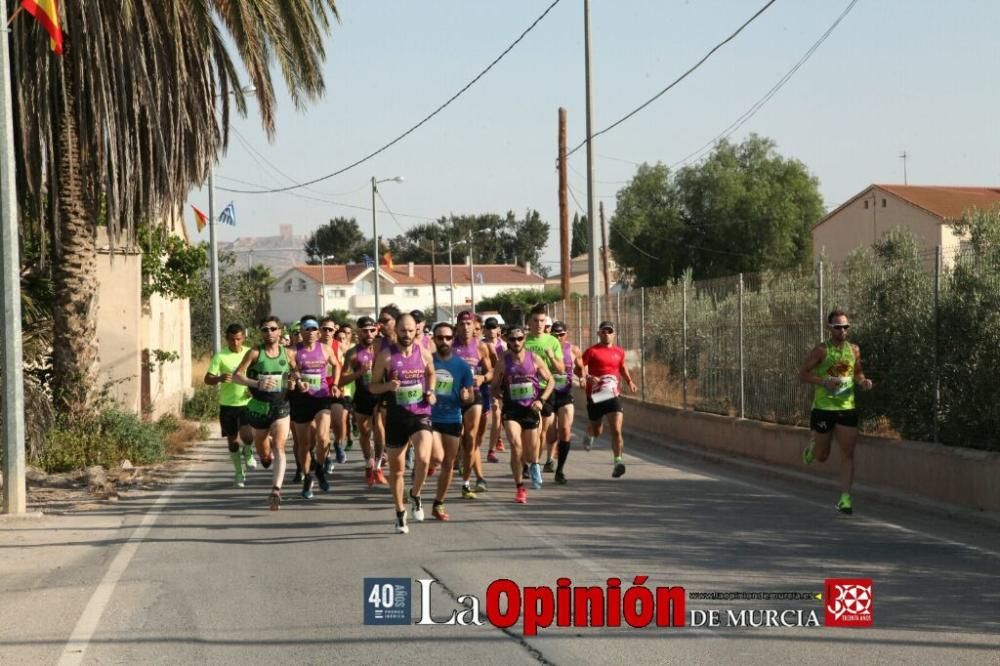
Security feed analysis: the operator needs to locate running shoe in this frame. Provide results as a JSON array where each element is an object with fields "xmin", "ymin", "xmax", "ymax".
[
  {"xmin": 475, "ymin": 478, "xmax": 488, "ymax": 493},
  {"xmin": 427, "ymin": 465, "xmax": 437, "ymax": 477},
  {"xmin": 269, "ymin": 488, "xmax": 281, "ymax": 511},
  {"xmin": 495, "ymin": 440, "xmax": 505, "ymax": 453},
  {"xmin": 583, "ymin": 435, "xmax": 595, "ymax": 452},
  {"xmin": 261, "ymin": 453, "xmax": 273, "ymax": 469},
  {"xmin": 802, "ymin": 443, "xmax": 815, "ymax": 465},
  {"xmin": 530, "ymin": 463, "xmax": 543, "ymax": 490},
  {"xmin": 522, "ymin": 463, "xmax": 530, "ymax": 477},
  {"xmin": 302, "ymin": 475, "xmax": 314, "ymax": 499},
  {"xmin": 461, "ymin": 485, "xmax": 477, "ymax": 500},
  {"xmin": 410, "ymin": 491, "xmax": 424, "ymax": 522},
  {"xmin": 243, "ymin": 446, "xmax": 257, "ymax": 469},
  {"xmin": 396, "ymin": 513, "xmax": 409, "ymax": 534},
  {"xmin": 836, "ymin": 493, "xmax": 853, "ymax": 515},
  {"xmin": 543, "ymin": 459, "xmax": 555, "ymax": 473},
  {"xmin": 487, "ymin": 451, "xmax": 499, "ymax": 463},
  {"xmin": 335, "ymin": 443, "xmax": 346, "ymax": 465},
  {"xmin": 612, "ymin": 462, "xmax": 626, "ymax": 478},
  {"xmin": 346, "ymin": 438, "xmax": 354, "ymax": 451},
  {"xmin": 554, "ymin": 472, "xmax": 567, "ymax": 485},
  {"xmin": 515, "ymin": 486, "xmax": 527, "ymax": 504},
  {"xmin": 234, "ymin": 468, "xmax": 246, "ymax": 489},
  {"xmin": 324, "ymin": 457, "xmax": 335, "ymax": 475},
  {"xmin": 315, "ymin": 466, "xmax": 330, "ymax": 492},
  {"xmin": 374, "ymin": 468, "xmax": 388, "ymax": 485},
  {"xmin": 293, "ymin": 470, "xmax": 304, "ymax": 483},
  {"xmin": 432, "ymin": 503, "xmax": 450, "ymax": 521},
  {"xmin": 365, "ymin": 466, "xmax": 376, "ymax": 488}
]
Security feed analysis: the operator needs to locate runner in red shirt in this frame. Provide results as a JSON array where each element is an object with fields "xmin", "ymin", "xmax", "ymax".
[{"xmin": 579, "ymin": 320, "xmax": 638, "ymax": 478}]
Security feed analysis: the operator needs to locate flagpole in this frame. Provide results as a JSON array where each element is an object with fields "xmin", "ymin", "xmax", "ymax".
[
  {"xmin": 208, "ymin": 165, "xmax": 221, "ymax": 354},
  {"xmin": 1, "ymin": 20, "xmax": 28, "ymax": 514}
]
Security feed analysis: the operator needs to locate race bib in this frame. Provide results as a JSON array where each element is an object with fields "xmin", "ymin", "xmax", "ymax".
[
  {"xmin": 257, "ymin": 373, "xmax": 284, "ymax": 393},
  {"xmin": 301, "ymin": 372, "xmax": 323, "ymax": 390},
  {"xmin": 590, "ymin": 375, "xmax": 619, "ymax": 404},
  {"xmin": 395, "ymin": 384, "xmax": 424, "ymax": 406},
  {"xmin": 435, "ymin": 370, "xmax": 454, "ymax": 396},
  {"xmin": 509, "ymin": 382, "xmax": 534, "ymax": 401},
  {"xmin": 247, "ymin": 398, "xmax": 270, "ymax": 416},
  {"xmin": 826, "ymin": 376, "xmax": 854, "ymax": 397},
  {"xmin": 554, "ymin": 374, "xmax": 569, "ymax": 389},
  {"xmin": 363, "ymin": 370, "xmax": 373, "ymax": 384}
]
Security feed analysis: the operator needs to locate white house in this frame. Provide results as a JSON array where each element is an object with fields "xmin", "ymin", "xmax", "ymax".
[{"xmin": 269, "ymin": 260, "xmax": 545, "ymax": 323}]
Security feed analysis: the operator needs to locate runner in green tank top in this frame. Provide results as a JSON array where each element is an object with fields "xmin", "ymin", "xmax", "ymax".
[{"xmin": 798, "ymin": 309, "xmax": 874, "ymax": 515}]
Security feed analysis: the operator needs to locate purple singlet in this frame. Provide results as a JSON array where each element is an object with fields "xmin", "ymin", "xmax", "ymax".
[
  {"xmin": 503, "ymin": 351, "xmax": 540, "ymax": 407},
  {"xmin": 295, "ymin": 343, "xmax": 330, "ymax": 398},
  {"xmin": 388, "ymin": 344, "xmax": 431, "ymax": 416}
]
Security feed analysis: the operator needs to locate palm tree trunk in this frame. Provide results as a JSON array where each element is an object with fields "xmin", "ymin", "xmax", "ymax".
[{"xmin": 50, "ymin": 87, "xmax": 99, "ymax": 414}]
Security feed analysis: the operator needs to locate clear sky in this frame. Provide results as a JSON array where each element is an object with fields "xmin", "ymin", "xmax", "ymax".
[{"xmin": 195, "ymin": 0, "xmax": 1000, "ymax": 272}]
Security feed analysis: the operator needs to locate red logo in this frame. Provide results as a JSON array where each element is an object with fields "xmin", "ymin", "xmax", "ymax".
[{"xmin": 824, "ymin": 578, "xmax": 873, "ymax": 627}]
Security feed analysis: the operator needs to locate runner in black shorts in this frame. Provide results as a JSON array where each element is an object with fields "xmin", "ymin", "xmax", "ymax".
[
  {"xmin": 340, "ymin": 317, "xmax": 384, "ymax": 486},
  {"xmin": 545, "ymin": 321, "xmax": 582, "ymax": 484},
  {"xmin": 580, "ymin": 321, "xmax": 638, "ymax": 479}
]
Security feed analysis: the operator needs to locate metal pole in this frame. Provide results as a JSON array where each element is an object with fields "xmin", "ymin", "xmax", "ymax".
[
  {"xmin": 818, "ymin": 261, "xmax": 824, "ymax": 342},
  {"xmin": 682, "ymin": 280, "xmax": 688, "ymax": 410},
  {"xmin": 468, "ymin": 231, "xmax": 476, "ymax": 314},
  {"xmin": 1, "ymin": 24, "xmax": 27, "ymax": 514},
  {"xmin": 430, "ymin": 240, "xmax": 438, "ymax": 320},
  {"xmin": 933, "ymin": 245, "xmax": 941, "ymax": 443},
  {"xmin": 738, "ymin": 273, "xmax": 745, "ymax": 419},
  {"xmin": 558, "ymin": 108, "xmax": 570, "ymax": 301},
  {"xmin": 639, "ymin": 288, "xmax": 646, "ymax": 402},
  {"xmin": 448, "ymin": 241, "xmax": 455, "ymax": 319},
  {"xmin": 320, "ymin": 255, "xmax": 326, "ymax": 316},
  {"xmin": 208, "ymin": 167, "xmax": 221, "ymax": 353},
  {"xmin": 576, "ymin": 296, "xmax": 583, "ymax": 341},
  {"xmin": 616, "ymin": 291, "xmax": 621, "ymax": 334},
  {"xmin": 372, "ymin": 177, "xmax": 380, "ymax": 316},
  {"xmin": 248, "ymin": 248, "xmax": 253, "ymax": 269},
  {"xmin": 583, "ymin": 0, "xmax": 599, "ymax": 342}
]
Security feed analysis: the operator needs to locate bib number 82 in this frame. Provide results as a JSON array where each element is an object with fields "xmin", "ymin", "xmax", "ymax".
[{"xmin": 368, "ymin": 583, "xmax": 395, "ymax": 609}]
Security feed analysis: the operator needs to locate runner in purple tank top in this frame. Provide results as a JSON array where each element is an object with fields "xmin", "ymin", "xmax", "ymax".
[
  {"xmin": 490, "ymin": 326, "xmax": 554, "ymax": 505},
  {"xmin": 453, "ymin": 310, "xmax": 494, "ymax": 499},
  {"xmin": 370, "ymin": 313, "xmax": 436, "ymax": 535},
  {"xmin": 544, "ymin": 321, "xmax": 583, "ymax": 485},
  {"xmin": 289, "ymin": 316, "xmax": 341, "ymax": 500},
  {"xmin": 340, "ymin": 317, "xmax": 385, "ymax": 487},
  {"xmin": 481, "ymin": 317, "xmax": 507, "ymax": 463}
]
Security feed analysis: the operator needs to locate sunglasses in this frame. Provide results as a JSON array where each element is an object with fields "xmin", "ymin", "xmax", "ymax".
[
  {"xmin": 321, "ymin": 326, "xmax": 336, "ymax": 332},
  {"xmin": 831, "ymin": 324, "xmax": 850, "ymax": 330},
  {"xmin": 360, "ymin": 327, "xmax": 377, "ymax": 333},
  {"xmin": 508, "ymin": 336, "xmax": 525, "ymax": 342},
  {"xmin": 600, "ymin": 328, "xmax": 615, "ymax": 334},
  {"xmin": 435, "ymin": 335, "xmax": 454, "ymax": 341},
  {"xmin": 303, "ymin": 327, "xmax": 319, "ymax": 332},
  {"xmin": 260, "ymin": 326, "xmax": 280, "ymax": 332}
]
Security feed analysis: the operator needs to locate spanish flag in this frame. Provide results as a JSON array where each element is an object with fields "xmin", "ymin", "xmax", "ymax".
[
  {"xmin": 20, "ymin": 0, "xmax": 63, "ymax": 55},
  {"xmin": 191, "ymin": 204, "xmax": 209, "ymax": 233},
  {"xmin": 383, "ymin": 251, "xmax": 394, "ymax": 271}
]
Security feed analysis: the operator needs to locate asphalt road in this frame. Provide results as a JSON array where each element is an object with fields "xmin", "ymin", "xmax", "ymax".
[{"xmin": 2, "ymin": 420, "xmax": 999, "ymax": 665}]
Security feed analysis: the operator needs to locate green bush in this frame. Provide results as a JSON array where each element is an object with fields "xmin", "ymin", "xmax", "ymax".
[
  {"xmin": 183, "ymin": 383, "xmax": 218, "ymax": 421},
  {"xmin": 35, "ymin": 407, "xmax": 173, "ymax": 472}
]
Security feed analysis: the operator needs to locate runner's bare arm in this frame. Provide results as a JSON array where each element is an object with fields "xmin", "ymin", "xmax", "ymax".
[
  {"xmin": 547, "ymin": 347, "xmax": 566, "ymax": 374},
  {"xmin": 326, "ymin": 345, "xmax": 343, "ymax": 396},
  {"xmin": 367, "ymin": 349, "xmax": 398, "ymax": 394},
  {"xmin": 232, "ymin": 349, "xmax": 260, "ymax": 388},
  {"xmin": 535, "ymin": 353, "xmax": 555, "ymax": 402},
  {"xmin": 852, "ymin": 345, "xmax": 873, "ymax": 390},
  {"xmin": 490, "ymin": 356, "xmax": 506, "ymax": 395},
  {"xmin": 798, "ymin": 345, "xmax": 828, "ymax": 386},
  {"xmin": 619, "ymin": 355, "xmax": 638, "ymax": 393},
  {"xmin": 478, "ymin": 343, "xmax": 494, "ymax": 382},
  {"xmin": 422, "ymin": 347, "xmax": 437, "ymax": 405}
]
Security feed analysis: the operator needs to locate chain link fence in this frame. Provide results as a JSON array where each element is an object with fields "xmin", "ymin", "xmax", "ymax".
[{"xmin": 548, "ymin": 243, "xmax": 1000, "ymax": 452}]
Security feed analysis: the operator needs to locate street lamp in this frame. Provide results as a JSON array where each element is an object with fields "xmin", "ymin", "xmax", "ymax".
[
  {"xmin": 319, "ymin": 254, "xmax": 335, "ymax": 315},
  {"xmin": 208, "ymin": 85, "xmax": 256, "ymax": 354},
  {"xmin": 371, "ymin": 175, "xmax": 404, "ymax": 315},
  {"xmin": 446, "ymin": 237, "xmax": 474, "ymax": 319}
]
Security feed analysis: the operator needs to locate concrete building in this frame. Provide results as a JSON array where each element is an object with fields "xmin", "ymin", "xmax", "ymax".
[
  {"xmin": 813, "ymin": 184, "xmax": 1000, "ymax": 264},
  {"xmin": 219, "ymin": 223, "xmax": 308, "ymax": 276},
  {"xmin": 95, "ymin": 215, "xmax": 193, "ymax": 419},
  {"xmin": 545, "ymin": 252, "xmax": 622, "ymax": 295},
  {"xmin": 269, "ymin": 260, "xmax": 545, "ymax": 323}
]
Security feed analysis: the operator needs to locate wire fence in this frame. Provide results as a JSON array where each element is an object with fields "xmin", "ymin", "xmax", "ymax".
[{"xmin": 548, "ymin": 243, "xmax": 1000, "ymax": 452}]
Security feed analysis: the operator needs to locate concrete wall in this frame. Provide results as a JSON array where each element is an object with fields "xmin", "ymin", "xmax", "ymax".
[
  {"xmin": 595, "ymin": 389, "xmax": 1000, "ymax": 513},
  {"xmin": 141, "ymin": 292, "xmax": 192, "ymax": 419},
  {"xmin": 95, "ymin": 241, "xmax": 143, "ymax": 412}
]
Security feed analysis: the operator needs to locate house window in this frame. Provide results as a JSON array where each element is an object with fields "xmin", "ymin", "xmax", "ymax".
[
  {"xmin": 404, "ymin": 288, "xmax": 419, "ymax": 297},
  {"xmin": 297, "ymin": 279, "xmax": 307, "ymax": 291},
  {"xmin": 328, "ymin": 288, "xmax": 346, "ymax": 298},
  {"xmin": 863, "ymin": 200, "xmax": 869, "ymax": 209},
  {"xmin": 881, "ymin": 198, "xmax": 887, "ymax": 207},
  {"xmin": 284, "ymin": 279, "xmax": 292, "ymax": 293}
]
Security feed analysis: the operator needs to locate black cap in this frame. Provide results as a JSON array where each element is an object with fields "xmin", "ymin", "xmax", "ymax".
[
  {"xmin": 410, "ymin": 309, "xmax": 425, "ymax": 323},
  {"xmin": 484, "ymin": 317, "xmax": 500, "ymax": 329},
  {"xmin": 598, "ymin": 320, "xmax": 615, "ymax": 332},
  {"xmin": 357, "ymin": 316, "xmax": 377, "ymax": 328},
  {"xmin": 550, "ymin": 321, "xmax": 567, "ymax": 334}
]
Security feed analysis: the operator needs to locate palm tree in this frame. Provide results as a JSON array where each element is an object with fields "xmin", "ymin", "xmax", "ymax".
[
  {"xmin": 8, "ymin": 0, "xmax": 339, "ymax": 412},
  {"xmin": 244, "ymin": 265, "xmax": 276, "ymax": 325}
]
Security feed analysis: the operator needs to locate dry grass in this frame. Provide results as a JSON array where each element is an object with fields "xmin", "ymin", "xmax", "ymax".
[
  {"xmin": 862, "ymin": 416, "xmax": 903, "ymax": 440},
  {"xmin": 639, "ymin": 360, "xmax": 695, "ymax": 409},
  {"xmin": 191, "ymin": 355, "xmax": 211, "ymax": 387},
  {"xmin": 164, "ymin": 419, "xmax": 211, "ymax": 456}
]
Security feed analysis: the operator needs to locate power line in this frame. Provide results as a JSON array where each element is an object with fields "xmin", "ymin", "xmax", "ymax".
[
  {"xmin": 567, "ymin": 182, "xmax": 662, "ymax": 261},
  {"xmin": 221, "ymin": 0, "xmax": 565, "ymax": 194},
  {"xmin": 670, "ymin": 0, "xmax": 860, "ymax": 169},
  {"xmin": 566, "ymin": 0, "xmax": 779, "ymax": 158}
]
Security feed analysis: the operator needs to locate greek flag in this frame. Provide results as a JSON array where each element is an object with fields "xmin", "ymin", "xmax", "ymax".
[
  {"xmin": 219, "ymin": 201, "xmax": 236, "ymax": 226},
  {"xmin": 363, "ymin": 254, "xmax": 375, "ymax": 268}
]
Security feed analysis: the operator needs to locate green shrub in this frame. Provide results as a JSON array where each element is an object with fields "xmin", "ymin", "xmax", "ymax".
[
  {"xmin": 183, "ymin": 384, "xmax": 218, "ymax": 421},
  {"xmin": 34, "ymin": 407, "xmax": 171, "ymax": 472}
]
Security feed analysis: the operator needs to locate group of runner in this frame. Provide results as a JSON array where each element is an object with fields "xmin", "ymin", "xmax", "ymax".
[{"xmin": 204, "ymin": 303, "xmax": 638, "ymax": 533}]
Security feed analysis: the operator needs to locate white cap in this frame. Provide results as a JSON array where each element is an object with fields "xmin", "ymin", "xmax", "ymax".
[{"xmin": 544, "ymin": 316, "xmax": 553, "ymax": 327}]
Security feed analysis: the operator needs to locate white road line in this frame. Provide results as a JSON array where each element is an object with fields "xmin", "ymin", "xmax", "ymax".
[
  {"xmin": 58, "ymin": 468, "xmax": 193, "ymax": 665},
  {"xmin": 577, "ymin": 424, "xmax": 1000, "ymax": 561}
]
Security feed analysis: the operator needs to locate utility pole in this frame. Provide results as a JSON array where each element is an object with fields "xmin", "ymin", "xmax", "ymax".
[
  {"xmin": 558, "ymin": 108, "xmax": 570, "ymax": 301},
  {"xmin": 583, "ymin": 0, "xmax": 599, "ymax": 340},
  {"xmin": 599, "ymin": 200, "xmax": 610, "ymax": 298},
  {"xmin": 1, "ymin": 22, "xmax": 27, "ymax": 514},
  {"xmin": 371, "ymin": 176, "xmax": 380, "ymax": 316},
  {"xmin": 447, "ymin": 240, "xmax": 455, "ymax": 319},
  {"xmin": 430, "ymin": 239, "xmax": 439, "ymax": 320},
  {"xmin": 468, "ymin": 230, "xmax": 476, "ymax": 315},
  {"xmin": 900, "ymin": 151, "xmax": 908, "ymax": 185}
]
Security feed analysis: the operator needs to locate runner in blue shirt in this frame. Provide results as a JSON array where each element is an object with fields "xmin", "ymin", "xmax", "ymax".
[{"xmin": 429, "ymin": 322, "xmax": 475, "ymax": 520}]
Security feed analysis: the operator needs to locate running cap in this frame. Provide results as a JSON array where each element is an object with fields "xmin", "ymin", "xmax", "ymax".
[
  {"xmin": 457, "ymin": 310, "xmax": 474, "ymax": 323},
  {"xmin": 550, "ymin": 321, "xmax": 567, "ymax": 334},
  {"xmin": 290, "ymin": 322, "xmax": 302, "ymax": 333},
  {"xmin": 357, "ymin": 316, "xmax": 377, "ymax": 328},
  {"xmin": 484, "ymin": 317, "xmax": 500, "ymax": 329},
  {"xmin": 300, "ymin": 318, "xmax": 320, "ymax": 331},
  {"xmin": 598, "ymin": 320, "xmax": 615, "ymax": 332}
]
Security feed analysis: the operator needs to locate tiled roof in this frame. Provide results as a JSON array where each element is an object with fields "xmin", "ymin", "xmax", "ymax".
[
  {"xmin": 286, "ymin": 263, "xmax": 544, "ymax": 286},
  {"xmin": 876, "ymin": 185, "xmax": 1000, "ymax": 220}
]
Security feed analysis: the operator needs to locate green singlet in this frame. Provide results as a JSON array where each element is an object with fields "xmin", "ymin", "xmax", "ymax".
[{"xmin": 812, "ymin": 341, "xmax": 856, "ymax": 411}]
